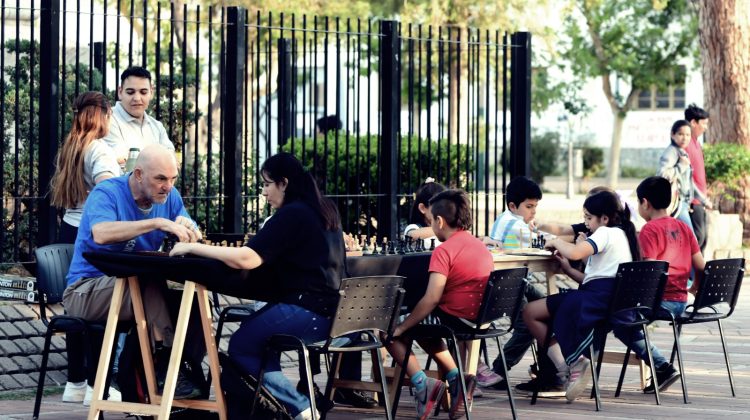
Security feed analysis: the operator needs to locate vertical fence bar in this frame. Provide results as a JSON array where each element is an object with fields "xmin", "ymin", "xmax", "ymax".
[
  {"xmin": 74, "ymin": 0, "xmax": 80, "ymax": 97},
  {"xmin": 193, "ymin": 5, "xmax": 200, "ymax": 215},
  {"xmin": 501, "ymin": 32, "xmax": 508, "ymax": 210},
  {"xmin": 127, "ymin": 0, "xmax": 133, "ymax": 66},
  {"xmin": 155, "ymin": 2, "xmax": 161, "ymax": 119},
  {"xmin": 29, "ymin": 0, "xmax": 37, "ymax": 256},
  {"xmin": 0, "ymin": 0, "xmax": 5, "ymax": 255},
  {"xmin": 141, "ymin": 0, "xmax": 147, "ymax": 67},
  {"xmin": 101, "ymin": 0, "xmax": 106, "ymax": 92},
  {"xmin": 510, "ymin": 31, "xmax": 531, "ymax": 178},
  {"xmin": 222, "ymin": 6, "xmax": 245, "ymax": 233},
  {"xmin": 38, "ymin": 0, "xmax": 61, "ymax": 247},
  {"xmin": 88, "ymin": 0, "xmax": 92, "ymax": 88},
  {"xmin": 205, "ymin": 5, "xmax": 213, "ymax": 230},
  {"xmin": 484, "ymin": 30, "xmax": 491, "ymax": 236},
  {"xmin": 378, "ymin": 20, "xmax": 399, "ymax": 240},
  {"xmin": 277, "ymin": 38, "xmax": 293, "ymax": 147}
]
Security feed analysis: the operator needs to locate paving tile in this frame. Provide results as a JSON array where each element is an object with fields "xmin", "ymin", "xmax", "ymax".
[
  {"xmin": 11, "ymin": 303, "xmax": 39, "ymax": 321},
  {"xmin": 11, "ymin": 373, "xmax": 37, "ymax": 388},
  {"xmin": 50, "ymin": 336, "xmax": 67, "ymax": 351},
  {"xmin": 0, "ymin": 322, "xmax": 23, "ymax": 339},
  {"xmin": 0, "ymin": 339, "xmax": 22, "ymax": 357},
  {"xmin": 0, "ymin": 306, "xmax": 22, "ymax": 322},
  {"xmin": 0, "ymin": 373, "xmax": 21, "ymax": 390},
  {"xmin": 45, "ymin": 369, "xmax": 67, "ymax": 386},
  {"xmin": 13, "ymin": 321, "xmax": 40, "ymax": 339},
  {"xmin": 0, "ymin": 356, "xmax": 19, "ymax": 374},
  {"xmin": 46, "ymin": 353, "xmax": 67, "ymax": 370},
  {"xmin": 12, "ymin": 338, "xmax": 36, "ymax": 355},
  {"xmin": 12, "ymin": 355, "xmax": 37, "ymax": 373},
  {"xmin": 27, "ymin": 319, "xmax": 48, "ymax": 335},
  {"xmin": 27, "ymin": 336, "xmax": 46, "ymax": 353}
]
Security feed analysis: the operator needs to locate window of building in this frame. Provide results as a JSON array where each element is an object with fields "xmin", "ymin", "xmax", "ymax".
[{"xmin": 635, "ymin": 65, "xmax": 686, "ymax": 110}]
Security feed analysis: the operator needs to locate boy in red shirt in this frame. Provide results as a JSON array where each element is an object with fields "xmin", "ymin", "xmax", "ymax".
[
  {"xmin": 386, "ymin": 189, "xmax": 494, "ymax": 420},
  {"xmin": 613, "ymin": 176, "xmax": 706, "ymax": 394}
]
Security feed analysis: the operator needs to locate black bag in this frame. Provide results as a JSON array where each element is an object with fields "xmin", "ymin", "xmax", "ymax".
[{"xmin": 219, "ymin": 352, "xmax": 294, "ymax": 420}]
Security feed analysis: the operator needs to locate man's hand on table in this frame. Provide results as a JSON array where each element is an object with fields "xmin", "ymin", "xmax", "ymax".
[{"xmin": 160, "ymin": 217, "xmax": 201, "ymax": 243}]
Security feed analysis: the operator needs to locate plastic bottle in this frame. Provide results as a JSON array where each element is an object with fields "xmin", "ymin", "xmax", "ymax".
[{"xmin": 124, "ymin": 147, "xmax": 140, "ymax": 172}]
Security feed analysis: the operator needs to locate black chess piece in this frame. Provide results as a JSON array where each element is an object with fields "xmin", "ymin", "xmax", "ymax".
[
  {"xmin": 380, "ymin": 238, "xmax": 388, "ymax": 255},
  {"xmin": 388, "ymin": 240, "xmax": 396, "ymax": 254},
  {"xmin": 406, "ymin": 236, "xmax": 414, "ymax": 253},
  {"xmin": 362, "ymin": 239, "xmax": 371, "ymax": 255},
  {"xmin": 429, "ymin": 238, "xmax": 436, "ymax": 251},
  {"xmin": 397, "ymin": 239, "xmax": 406, "ymax": 255}
]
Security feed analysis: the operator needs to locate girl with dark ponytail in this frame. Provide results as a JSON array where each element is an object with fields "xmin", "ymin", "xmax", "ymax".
[
  {"xmin": 520, "ymin": 190, "xmax": 640, "ymax": 404},
  {"xmin": 170, "ymin": 152, "xmax": 345, "ymax": 419}
]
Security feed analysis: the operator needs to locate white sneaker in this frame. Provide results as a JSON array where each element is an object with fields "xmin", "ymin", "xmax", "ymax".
[
  {"xmin": 294, "ymin": 407, "xmax": 321, "ymax": 420},
  {"xmin": 62, "ymin": 381, "xmax": 87, "ymax": 403},
  {"xmin": 564, "ymin": 356, "xmax": 591, "ymax": 402},
  {"xmin": 83, "ymin": 385, "xmax": 122, "ymax": 407}
]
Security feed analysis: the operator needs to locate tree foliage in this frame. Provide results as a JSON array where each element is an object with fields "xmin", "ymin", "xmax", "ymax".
[{"xmin": 561, "ymin": 0, "xmax": 697, "ymax": 186}]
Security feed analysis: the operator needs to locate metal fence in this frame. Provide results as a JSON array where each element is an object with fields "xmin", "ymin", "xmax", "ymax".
[{"xmin": 1, "ymin": 0, "xmax": 531, "ymax": 265}]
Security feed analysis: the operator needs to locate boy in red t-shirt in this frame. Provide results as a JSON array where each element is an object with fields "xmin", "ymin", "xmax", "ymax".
[
  {"xmin": 613, "ymin": 176, "xmax": 706, "ymax": 394},
  {"xmin": 386, "ymin": 189, "xmax": 494, "ymax": 420}
]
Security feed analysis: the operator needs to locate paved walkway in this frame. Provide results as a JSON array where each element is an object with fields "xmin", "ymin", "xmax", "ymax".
[{"xmin": 7, "ymin": 281, "xmax": 750, "ymax": 419}]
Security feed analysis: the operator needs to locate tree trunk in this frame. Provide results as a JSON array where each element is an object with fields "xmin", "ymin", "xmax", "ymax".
[
  {"xmin": 606, "ymin": 113, "xmax": 624, "ymax": 188},
  {"xmin": 699, "ymin": 0, "xmax": 750, "ymax": 242}
]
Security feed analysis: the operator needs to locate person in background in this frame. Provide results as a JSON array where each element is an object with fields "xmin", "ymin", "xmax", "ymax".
[
  {"xmin": 50, "ymin": 91, "xmax": 122, "ymax": 404},
  {"xmin": 316, "ymin": 115, "xmax": 343, "ymax": 136},
  {"xmin": 385, "ymin": 189, "xmax": 490, "ymax": 420},
  {"xmin": 170, "ymin": 153, "xmax": 345, "ymax": 420},
  {"xmin": 684, "ymin": 104, "xmax": 712, "ymax": 252},
  {"xmin": 404, "ymin": 178, "xmax": 447, "ymax": 247},
  {"xmin": 657, "ymin": 120, "xmax": 698, "ymax": 238},
  {"xmin": 103, "ymin": 66, "xmax": 175, "ymax": 167}
]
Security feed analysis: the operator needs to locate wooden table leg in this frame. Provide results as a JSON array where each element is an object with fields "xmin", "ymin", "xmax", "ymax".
[
  {"xmin": 156, "ymin": 280, "xmax": 197, "ymax": 419},
  {"xmin": 88, "ymin": 277, "xmax": 127, "ymax": 420},
  {"xmin": 196, "ymin": 284, "xmax": 228, "ymax": 420},
  {"xmin": 128, "ymin": 276, "xmax": 159, "ymax": 400}
]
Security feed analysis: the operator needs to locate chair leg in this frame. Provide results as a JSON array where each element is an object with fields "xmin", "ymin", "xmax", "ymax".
[
  {"xmin": 642, "ymin": 325, "xmax": 661, "ymax": 405},
  {"xmin": 373, "ymin": 348, "xmax": 394, "ymax": 420},
  {"xmin": 299, "ymin": 346, "xmax": 318, "ymax": 420},
  {"xmin": 589, "ymin": 333, "xmax": 605, "ymax": 400},
  {"xmin": 33, "ymin": 328, "xmax": 54, "ymax": 419},
  {"xmin": 448, "ymin": 336, "xmax": 471, "ymax": 420},
  {"xmin": 716, "ymin": 319, "xmax": 736, "ymax": 397},
  {"xmin": 249, "ymin": 347, "xmax": 271, "ymax": 418},
  {"xmin": 497, "ymin": 348, "xmax": 517, "ymax": 420},
  {"xmin": 391, "ymin": 338, "xmax": 415, "ymax": 419},
  {"xmin": 614, "ymin": 346, "xmax": 630, "ymax": 398},
  {"xmin": 480, "ymin": 339, "xmax": 490, "ymax": 367},
  {"xmin": 215, "ymin": 315, "xmax": 226, "ymax": 348},
  {"xmin": 588, "ymin": 343, "xmax": 601, "ymax": 412},
  {"xmin": 670, "ymin": 323, "xmax": 689, "ymax": 404}
]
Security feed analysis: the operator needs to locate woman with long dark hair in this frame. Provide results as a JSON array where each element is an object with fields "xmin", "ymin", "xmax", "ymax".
[
  {"xmin": 170, "ymin": 153, "xmax": 344, "ymax": 419},
  {"xmin": 50, "ymin": 91, "xmax": 121, "ymax": 243}
]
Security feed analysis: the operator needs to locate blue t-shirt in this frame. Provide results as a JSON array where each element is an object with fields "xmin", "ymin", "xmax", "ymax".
[{"xmin": 66, "ymin": 175, "xmax": 190, "ymax": 286}]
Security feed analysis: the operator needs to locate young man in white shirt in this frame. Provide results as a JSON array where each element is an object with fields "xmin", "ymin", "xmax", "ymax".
[{"xmin": 103, "ymin": 66, "xmax": 175, "ymax": 167}]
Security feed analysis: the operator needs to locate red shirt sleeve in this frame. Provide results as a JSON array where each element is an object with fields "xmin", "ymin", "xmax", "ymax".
[
  {"xmin": 428, "ymin": 245, "xmax": 451, "ymax": 277},
  {"xmin": 638, "ymin": 223, "xmax": 661, "ymax": 260}
]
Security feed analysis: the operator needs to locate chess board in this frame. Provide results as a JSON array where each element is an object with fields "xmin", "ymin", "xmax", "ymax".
[{"xmin": 504, "ymin": 248, "xmax": 553, "ymax": 256}]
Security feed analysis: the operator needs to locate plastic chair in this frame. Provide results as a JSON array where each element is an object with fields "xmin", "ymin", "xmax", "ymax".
[
  {"xmin": 250, "ymin": 276, "xmax": 406, "ymax": 420},
  {"xmin": 394, "ymin": 267, "xmax": 529, "ymax": 420},
  {"xmin": 592, "ymin": 260, "xmax": 669, "ymax": 406},
  {"xmin": 657, "ymin": 258, "xmax": 744, "ymax": 404},
  {"xmin": 32, "ymin": 244, "xmax": 88, "ymax": 419}
]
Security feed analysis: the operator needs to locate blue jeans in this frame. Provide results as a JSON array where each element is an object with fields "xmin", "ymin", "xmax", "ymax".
[
  {"xmin": 613, "ymin": 301, "xmax": 687, "ymax": 370},
  {"xmin": 228, "ymin": 303, "xmax": 331, "ymax": 417}
]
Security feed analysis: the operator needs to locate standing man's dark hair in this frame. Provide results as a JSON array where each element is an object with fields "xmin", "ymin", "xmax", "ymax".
[
  {"xmin": 682, "ymin": 103, "xmax": 711, "ymax": 253},
  {"xmin": 120, "ymin": 66, "xmax": 152, "ymax": 83}
]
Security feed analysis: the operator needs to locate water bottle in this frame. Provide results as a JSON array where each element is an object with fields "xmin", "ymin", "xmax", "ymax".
[{"xmin": 124, "ymin": 147, "xmax": 140, "ymax": 172}]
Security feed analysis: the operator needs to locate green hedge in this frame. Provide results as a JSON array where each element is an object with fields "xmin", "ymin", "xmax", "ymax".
[{"xmin": 704, "ymin": 143, "xmax": 750, "ymax": 188}]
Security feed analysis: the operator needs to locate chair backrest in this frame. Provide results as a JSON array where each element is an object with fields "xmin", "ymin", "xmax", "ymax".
[
  {"xmin": 474, "ymin": 267, "xmax": 529, "ymax": 329},
  {"xmin": 34, "ymin": 244, "xmax": 75, "ymax": 305},
  {"xmin": 690, "ymin": 258, "xmax": 745, "ymax": 319},
  {"xmin": 610, "ymin": 260, "xmax": 669, "ymax": 323},
  {"xmin": 328, "ymin": 276, "xmax": 405, "ymax": 340}
]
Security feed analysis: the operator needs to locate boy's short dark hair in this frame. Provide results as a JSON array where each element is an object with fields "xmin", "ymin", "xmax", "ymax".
[
  {"xmin": 505, "ymin": 176, "xmax": 542, "ymax": 208},
  {"xmin": 636, "ymin": 176, "xmax": 672, "ymax": 210},
  {"xmin": 684, "ymin": 103, "xmax": 709, "ymax": 122},
  {"xmin": 428, "ymin": 189, "xmax": 472, "ymax": 230},
  {"xmin": 120, "ymin": 66, "xmax": 152, "ymax": 83}
]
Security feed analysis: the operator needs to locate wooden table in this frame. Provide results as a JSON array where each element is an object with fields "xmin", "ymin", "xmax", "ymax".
[{"xmin": 83, "ymin": 252, "xmax": 232, "ymax": 420}]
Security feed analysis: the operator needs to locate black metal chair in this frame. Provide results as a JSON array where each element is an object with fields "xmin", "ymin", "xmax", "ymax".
[
  {"xmin": 250, "ymin": 276, "xmax": 406, "ymax": 420},
  {"xmin": 656, "ymin": 258, "xmax": 744, "ymax": 404},
  {"xmin": 32, "ymin": 244, "xmax": 89, "ymax": 419},
  {"xmin": 591, "ymin": 260, "xmax": 670, "ymax": 406},
  {"xmin": 394, "ymin": 267, "xmax": 529, "ymax": 420}
]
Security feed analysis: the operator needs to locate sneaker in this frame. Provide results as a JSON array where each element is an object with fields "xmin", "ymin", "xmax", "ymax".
[
  {"xmin": 564, "ymin": 356, "xmax": 591, "ymax": 402},
  {"xmin": 333, "ymin": 388, "xmax": 378, "ymax": 408},
  {"xmin": 294, "ymin": 407, "xmax": 321, "ymax": 420},
  {"xmin": 415, "ymin": 377, "xmax": 446, "ymax": 420},
  {"xmin": 472, "ymin": 386, "xmax": 484, "ymax": 398},
  {"xmin": 62, "ymin": 381, "xmax": 87, "ymax": 403},
  {"xmin": 83, "ymin": 384, "xmax": 122, "ymax": 407},
  {"xmin": 296, "ymin": 381, "xmax": 335, "ymax": 413},
  {"xmin": 448, "ymin": 374, "xmax": 477, "ymax": 420},
  {"xmin": 475, "ymin": 362, "xmax": 504, "ymax": 387},
  {"xmin": 643, "ymin": 364, "xmax": 681, "ymax": 394}
]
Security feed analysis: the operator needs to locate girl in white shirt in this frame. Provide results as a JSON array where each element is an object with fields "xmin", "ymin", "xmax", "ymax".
[{"xmin": 522, "ymin": 190, "xmax": 640, "ymax": 403}]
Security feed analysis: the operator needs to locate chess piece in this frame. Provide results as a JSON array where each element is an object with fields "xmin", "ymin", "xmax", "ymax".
[
  {"xmin": 388, "ymin": 240, "xmax": 396, "ymax": 254},
  {"xmin": 381, "ymin": 237, "xmax": 388, "ymax": 255},
  {"xmin": 361, "ymin": 235, "xmax": 371, "ymax": 255},
  {"xmin": 406, "ymin": 236, "xmax": 414, "ymax": 253},
  {"xmin": 397, "ymin": 238, "xmax": 406, "ymax": 255},
  {"xmin": 429, "ymin": 238, "xmax": 436, "ymax": 251}
]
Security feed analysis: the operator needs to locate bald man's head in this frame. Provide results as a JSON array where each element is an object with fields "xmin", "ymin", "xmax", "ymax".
[{"xmin": 132, "ymin": 145, "xmax": 179, "ymax": 205}]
